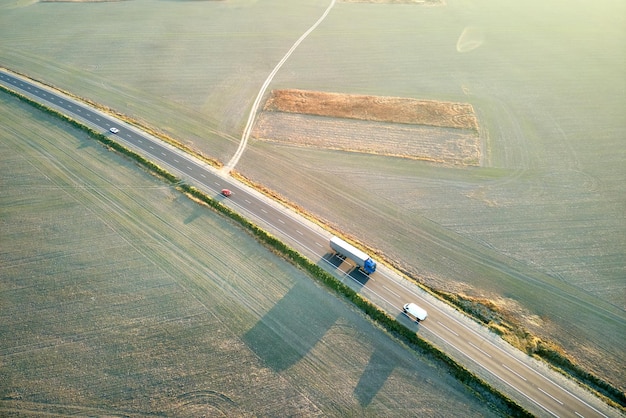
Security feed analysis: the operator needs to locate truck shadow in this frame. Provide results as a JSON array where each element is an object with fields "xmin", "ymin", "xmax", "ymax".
[
  {"xmin": 322, "ymin": 252, "xmax": 344, "ymax": 270},
  {"xmin": 320, "ymin": 253, "xmax": 372, "ymax": 286},
  {"xmin": 347, "ymin": 268, "xmax": 371, "ymax": 286}
]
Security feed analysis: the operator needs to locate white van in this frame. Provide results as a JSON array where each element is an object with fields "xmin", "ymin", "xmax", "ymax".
[{"xmin": 403, "ymin": 303, "xmax": 428, "ymax": 322}]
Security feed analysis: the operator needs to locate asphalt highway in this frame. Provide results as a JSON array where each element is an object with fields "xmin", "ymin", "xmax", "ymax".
[{"xmin": 1, "ymin": 69, "xmax": 619, "ymax": 418}]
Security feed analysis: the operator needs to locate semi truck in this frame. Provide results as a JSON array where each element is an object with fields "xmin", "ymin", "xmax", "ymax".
[{"xmin": 329, "ymin": 236, "xmax": 377, "ymax": 275}]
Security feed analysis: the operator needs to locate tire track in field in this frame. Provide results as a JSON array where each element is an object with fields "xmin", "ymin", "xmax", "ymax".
[{"xmin": 223, "ymin": 0, "xmax": 336, "ymax": 173}]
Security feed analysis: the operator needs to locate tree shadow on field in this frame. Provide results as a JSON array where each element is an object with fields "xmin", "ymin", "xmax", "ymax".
[
  {"xmin": 243, "ymin": 279, "xmax": 405, "ymax": 405},
  {"xmin": 243, "ymin": 281, "xmax": 339, "ymax": 372},
  {"xmin": 355, "ymin": 313, "xmax": 425, "ymax": 406},
  {"xmin": 354, "ymin": 348, "xmax": 396, "ymax": 407}
]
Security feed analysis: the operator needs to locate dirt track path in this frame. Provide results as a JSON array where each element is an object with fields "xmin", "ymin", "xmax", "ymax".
[{"xmin": 223, "ymin": 0, "xmax": 337, "ymax": 173}]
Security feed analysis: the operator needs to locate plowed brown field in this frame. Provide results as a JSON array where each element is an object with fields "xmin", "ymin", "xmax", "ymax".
[{"xmin": 264, "ymin": 89, "xmax": 478, "ymax": 130}]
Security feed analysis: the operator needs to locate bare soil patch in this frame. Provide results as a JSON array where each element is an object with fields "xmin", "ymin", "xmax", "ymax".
[
  {"xmin": 264, "ymin": 89, "xmax": 478, "ymax": 130},
  {"xmin": 256, "ymin": 89, "xmax": 480, "ymax": 165}
]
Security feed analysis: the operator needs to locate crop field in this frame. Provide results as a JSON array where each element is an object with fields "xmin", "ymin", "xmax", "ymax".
[
  {"xmin": 254, "ymin": 112, "xmax": 480, "ymax": 164},
  {"xmin": 1, "ymin": 0, "xmax": 624, "ymax": 397},
  {"xmin": 0, "ymin": 94, "xmax": 498, "ymax": 415}
]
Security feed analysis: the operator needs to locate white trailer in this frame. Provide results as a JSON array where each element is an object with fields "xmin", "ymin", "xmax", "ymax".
[{"xmin": 329, "ymin": 236, "xmax": 377, "ymax": 274}]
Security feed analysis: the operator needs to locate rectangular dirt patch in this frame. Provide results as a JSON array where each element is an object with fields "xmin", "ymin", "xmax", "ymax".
[{"xmin": 263, "ymin": 89, "xmax": 478, "ymax": 131}]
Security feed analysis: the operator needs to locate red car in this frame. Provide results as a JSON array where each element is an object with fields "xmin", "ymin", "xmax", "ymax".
[{"xmin": 221, "ymin": 189, "xmax": 232, "ymax": 197}]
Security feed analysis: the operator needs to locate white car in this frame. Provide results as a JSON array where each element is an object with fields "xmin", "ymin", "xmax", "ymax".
[
  {"xmin": 109, "ymin": 127, "xmax": 120, "ymax": 134},
  {"xmin": 403, "ymin": 303, "xmax": 428, "ymax": 322}
]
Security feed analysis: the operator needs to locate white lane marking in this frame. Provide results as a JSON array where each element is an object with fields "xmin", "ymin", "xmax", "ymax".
[
  {"xmin": 214, "ymin": 182, "xmax": 220, "ymax": 186},
  {"xmin": 502, "ymin": 363, "xmax": 527, "ymax": 381},
  {"xmin": 174, "ymin": 159, "xmax": 179, "ymax": 163},
  {"xmin": 469, "ymin": 341, "xmax": 492, "ymax": 358},
  {"xmin": 382, "ymin": 285, "xmax": 400, "ymax": 298},
  {"xmin": 200, "ymin": 174, "xmax": 206, "ymax": 178},
  {"xmin": 574, "ymin": 412, "xmax": 584, "ymax": 418},
  {"xmin": 161, "ymin": 152, "xmax": 166, "ymax": 156},
  {"xmin": 296, "ymin": 230, "xmax": 303, "ymax": 236},
  {"xmin": 278, "ymin": 219, "xmax": 285, "ymax": 224},
  {"xmin": 187, "ymin": 166, "xmax": 193, "ymax": 171},
  {"xmin": 437, "ymin": 321, "xmax": 459, "ymax": 336},
  {"xmin": 137, "ymin": 139, "xmax": 142, "ymax": 143},
  {"xmin": 149, "ymin": 145, "xmax": 154, "ymax": 149},
  {"xmin": 245, "ymin": 199, "xmax": 251, "ymax": 204},
  {"xmin": 315, "ymin": 242, "xmax": 323, "ymax": 248},
  {"xmin": 538, "ymin": 387, "xmax": 564, "ymax": 405},
  {"xmin": 261, "ymin": 208, "xmax": 267, "ymax": 214}
]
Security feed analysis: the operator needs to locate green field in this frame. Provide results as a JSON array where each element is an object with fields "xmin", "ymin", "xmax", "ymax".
[
  {"xmin": 0, "ymin": 94, "xmax": 500, "ymax": 415},
  {"xmin": 1, "ymin": 0, "xmax": 624, "ymax": 396}
]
